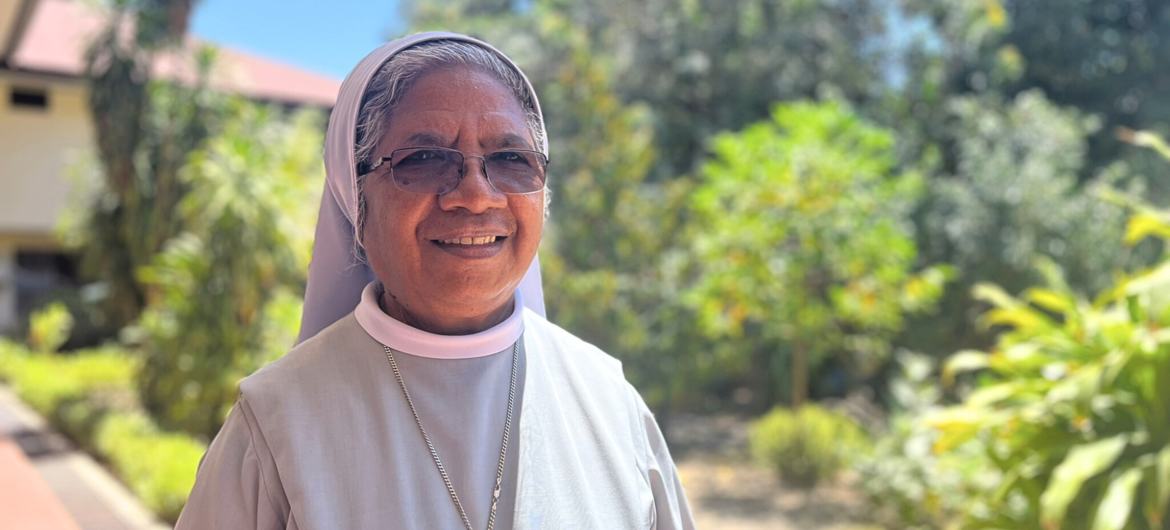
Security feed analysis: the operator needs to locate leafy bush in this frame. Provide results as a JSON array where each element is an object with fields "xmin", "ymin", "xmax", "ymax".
[
  {"xmin": 95, "ymin": 411, "xmax": 204, "ymax": 522},
  {"xmin": 0, "ymin": 338, "xmax": 26, "ymax": 376},
  {"xmin": 928, "ymin": 181, "xmax": 1170, "ymax": 528},
  {"xmin": 856, "ymin": 353, "xmax": 996, "ymax": 529},
  {"xmin": 0, "ymin": 342, "xmax": 204, "ymax": 523},
  {"xmin": 26, "ymin": 302, "xmax": 74, "ymax": 353},
  {"xmin": 137, "ymin": 102, "xmax": 322, "ymax": 439},
  {"xmin": 909, "ymin": 91, "xmax": 1148, "ymax": 356},
  {"xmin": 0, "ymin": 345, "xmax": 136, "ymax": 416},
  {"xmin": 688, "ymin": 100, "xmax": 948, "ymax": 407},
  {"xmin": 750, "ymin": 404, "xmax": 869, "ymax": 488}
]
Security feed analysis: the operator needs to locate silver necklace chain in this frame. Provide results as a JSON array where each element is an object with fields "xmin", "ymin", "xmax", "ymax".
[{"xmin": 383, "ymin": 342, "xmax": 519, "ymax": 530}]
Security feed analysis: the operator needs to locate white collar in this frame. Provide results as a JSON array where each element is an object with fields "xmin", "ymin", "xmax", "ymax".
[{"xmin": 353, "ymin": 282, "xmax": 524, "ymax": 359}]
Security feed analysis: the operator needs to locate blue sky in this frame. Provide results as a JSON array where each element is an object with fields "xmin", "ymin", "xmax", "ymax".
[{"xmin": 191, "ymin": 0, "xmax": 405, "ymax": 80}]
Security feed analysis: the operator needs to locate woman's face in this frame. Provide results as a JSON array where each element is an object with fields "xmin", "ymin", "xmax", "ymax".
[{"xmin": 361, "ymin": 65, "xmax": 544, "ymax": 334}]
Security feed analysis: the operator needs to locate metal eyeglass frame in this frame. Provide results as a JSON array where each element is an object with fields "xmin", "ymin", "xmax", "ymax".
[{"xmin": 361, "ymin": 146, "xmax": 550, "ymax": 195}]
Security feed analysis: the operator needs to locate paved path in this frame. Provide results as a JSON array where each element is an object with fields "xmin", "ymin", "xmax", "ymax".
[
  {"xmin": 0, "ymin": 435, "xmax": 79, "ymax": 530},
  {"xmin": 0, "ymin": 384, "xmax": 169, "ymax": 530}
]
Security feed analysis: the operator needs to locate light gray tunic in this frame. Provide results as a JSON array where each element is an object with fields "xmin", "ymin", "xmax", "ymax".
[{"xmin": 174, "ymin": 312, "xmax": 693, "ymax": 529}]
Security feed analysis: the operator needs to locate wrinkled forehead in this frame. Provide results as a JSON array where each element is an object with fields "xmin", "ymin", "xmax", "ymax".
[{"xmin": 378, "ymin": 66, "xmax": 535, "ymax": 152}]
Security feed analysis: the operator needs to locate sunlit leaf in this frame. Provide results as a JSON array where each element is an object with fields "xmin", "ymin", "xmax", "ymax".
[
  {"xmin": 1146, "ymin": 446, "xmax": 1170, "ymax": 525},
  {"xmin": 973, "ymin": 283, "xmax": 1020, "ymax": 309},
  {"xmin": 1124, "ymin": 212, "xmax": 1170, "ymax": 246},
  {"xmin": 1040, "ymin": 435, "xmax": 1128, "ymax": 528},
  {"xmin": 1025, "ymin": 287, "xmax": 1075, "ymax": 315},
  {"xmin": 943, "ymin": 350, "xmax": 990, "ymax": 386},
  {"xmin": 1091, "ymin": 466, "xmax": 1142, "ymax": 530}
]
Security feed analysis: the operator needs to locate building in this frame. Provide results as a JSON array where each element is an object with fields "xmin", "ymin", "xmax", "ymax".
[{"xmin": 0, "ymin": 0, "xmax": 339, "ymax": 336}]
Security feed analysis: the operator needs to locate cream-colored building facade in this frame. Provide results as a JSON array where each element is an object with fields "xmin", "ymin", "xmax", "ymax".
[{"xmin": 0, "ymin": 0, "xmax": 338, "ymax": 336}]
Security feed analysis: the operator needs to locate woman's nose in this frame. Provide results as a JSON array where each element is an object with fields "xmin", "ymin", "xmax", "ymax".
[{"xmin": 437, "ymin": 155, "xmax": 508, "ymax": 213}]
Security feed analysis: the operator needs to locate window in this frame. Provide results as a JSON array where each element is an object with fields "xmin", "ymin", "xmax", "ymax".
[{"xmin": 10, "ymin": 87, "xmax": 49, "ymax": 110}]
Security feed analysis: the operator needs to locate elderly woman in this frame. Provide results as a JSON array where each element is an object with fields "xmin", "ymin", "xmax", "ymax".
[{"xmin": 175, "ymin": 32, "xmax": 694, "ymax": 530}]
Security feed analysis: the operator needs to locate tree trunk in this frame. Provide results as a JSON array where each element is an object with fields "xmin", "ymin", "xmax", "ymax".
[{"xmin": 791, "ymin": 342, "xmax": 808, "ymax": 408}]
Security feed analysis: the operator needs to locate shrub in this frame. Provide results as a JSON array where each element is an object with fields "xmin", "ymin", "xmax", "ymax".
[
  {"xmin": 929, "ymin": 190, "xmax": 1170, "ymax": 528},
  {"xmin": 856, "ymin": 353, "xmax": 996, "ymax": 529},
  {"xmin": 26, "ymin": 302, "xmax": 74, "ymax": 353},
  {"xmin": 0, "ymin": 346, "xmax": 136, "ymax": 417},
  {"xmin": 0, "ymin": 338, "xmax": 26, "ymax": 378},
  {"xmin": 95, "ymin": 411, "xmax": 204, "ymax": 522},
  {"xmin": 750, "ymin": 403, "xmax": 869, "ymax": 488},
  {"xmin": 0, "ymin": 343, "xmax": 204, "ymax": 523}
]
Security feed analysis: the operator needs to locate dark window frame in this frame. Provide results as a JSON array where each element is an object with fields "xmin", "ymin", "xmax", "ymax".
[{"xmin": 9, "ymin": 87, "xmax": 49, "ymax": 110}]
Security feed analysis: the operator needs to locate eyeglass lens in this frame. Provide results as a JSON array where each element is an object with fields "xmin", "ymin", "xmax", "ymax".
[{"xmin": 390, "ymin": 148, "xmax": 546, "ymax": 195}]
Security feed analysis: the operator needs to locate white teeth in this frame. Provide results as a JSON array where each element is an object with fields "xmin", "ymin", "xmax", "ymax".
[{"xmin": 439, "ymin": 236, "xmax": 498, "ymax": 245}]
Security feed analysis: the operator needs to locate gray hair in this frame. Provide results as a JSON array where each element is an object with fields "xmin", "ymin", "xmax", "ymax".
[{"xmin": 353, "ymin": 40, "xmax": 549, "ymax": 252}]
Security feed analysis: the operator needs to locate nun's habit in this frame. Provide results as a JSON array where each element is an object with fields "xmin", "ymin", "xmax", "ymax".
[{"xmin": 175, "ymin": 32, "xmax": 694, "ymax": 530}]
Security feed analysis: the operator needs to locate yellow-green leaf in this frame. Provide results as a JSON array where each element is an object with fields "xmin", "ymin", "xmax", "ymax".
[
  {"xmin": 943, "ymin": 350, "xmax": 990, "ymax": 386},
  {"xmin": 1146, "ymin": 446, "xmax": 1170, "ymax": 525},
  {"xmin": 1124, "ymin": 212, "xmax": 1170, "ymax": 246},
  {"xmin": 965, "ymin": 382, "xmax": 1026, "ymax": 408},
  {"xmin": 1092, "ymin": 466, "xmax": 1142, "ymax": 530},
  {"xmin": 982, "ymin": 306, "xmax": 1051, "ymax": 331},
  {"xmin": 1025, "ymin": 287, "xmax": 1075, "ymax": 314},
  {"xmin": 973, "ymin": 282, "xmax": 1020, "ymax": 309},
  {"xmin": 926, "ymin": 409, "xmax": 982, "ymax": 454},
  {"xmin": 1040, "ymin": 435, "xmax": 1128, "ymax": 528}
]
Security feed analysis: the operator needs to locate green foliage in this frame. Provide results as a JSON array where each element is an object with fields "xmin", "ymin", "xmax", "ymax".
[
  {"xmin": 95, "ymin": 411, "xmax": 204, "ymax": 522},
  {"xmin": 410, "ymin": 0, "xmax": 888, "ymax": 179},
  {"xmin": 921, "ymin": 91, "xmax": 1138, "ymax": 295},
  {"xmin": 925, "ymin": 184, "xmax": 1170, "ymax": 528},
  {"xmin": 26, "ymin": 303, "xmax": 75, "ymax": 353},
  {"xmin": 750, "ymin": 404, "xmax": 869, "ymax": 489},
  {"xmin": 903, "ymin": 0, "xmax": 1170, "ymax": 182},
  {"xmin": 136, "ymin": 102, "xmax": 323, "ymax": 439},
  {"xmin": 688, "ymin": 100, "xmax": 947, "ymax": 406},
  {"xmin": 71, "ymin": 27, "xmax": 223, "ymax": 334},
  {"xmin": 0, "ymin": 345, "xmax": 136, "ymax": 417},
  {"xmin": 905, "ymin": 90, "xmax": 1149, "ymax": 358},
  {"xmin": 856, "ymin": 353, "xmax": 995, "ymax": 529},
  {"xmin": 0, "ymin": 341, "xmax": 205, "ymax": 523}
]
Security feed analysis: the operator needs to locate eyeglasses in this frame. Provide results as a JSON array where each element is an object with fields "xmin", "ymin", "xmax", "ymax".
[{"xmin": 363, "ymin": 146, "xmax": 549, "ymax": 195}]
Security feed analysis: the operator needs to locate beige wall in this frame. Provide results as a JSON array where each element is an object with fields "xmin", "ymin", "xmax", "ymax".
[
  {"xmin": 0, "ymin": 72, "xmax": 93, "ymax": 244},
  {"xmin": 0, "ymin": 1, "xmax": 22, "ymax": 55}
]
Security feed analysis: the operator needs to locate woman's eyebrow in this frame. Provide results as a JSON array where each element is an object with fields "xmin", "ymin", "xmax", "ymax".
[
  {"xmin": 493, "ymin": 133, "xmax": 532, "ymax": 149},
  {"xmin": 403, "ymin": 132, "xmax": 449, "ymax": 146}
]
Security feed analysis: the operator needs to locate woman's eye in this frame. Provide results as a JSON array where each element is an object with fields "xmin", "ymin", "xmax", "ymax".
[
  {"xmin": 491, "ymin": 151, "xmax": 528, "ymax": 165},
  {"xmin": 397, "ymin": 149, "xmax": 446, "ymax": 166},
  {"xmin": 407, "ymin": 150, "xmax": 438, "ymax": 161}
]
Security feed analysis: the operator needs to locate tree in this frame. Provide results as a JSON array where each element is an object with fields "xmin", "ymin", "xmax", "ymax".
[
  {"xmin": 905, "ymin": 90, "xmax": 1150, "ymax": 356},
  {"xmin": 136, "ymin": 103, "xmax": 323, "ymax": 438},
  {"xmin": 900, "ymin": 0, "xmax": 1170, "ymax": 187},
  {"xmin": 687, "ymin": 101, "xmax": 946, "ymax": 407},
  {"xmin": 65, "ymin": 0, "xmax": 213, "ymax": 335}
]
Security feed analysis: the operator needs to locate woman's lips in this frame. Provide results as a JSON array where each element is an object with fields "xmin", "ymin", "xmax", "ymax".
[
  {"xmin": 437, "ymin": 235, "xmax": 500, "ymax": 245},
  {"xmin": 430, "ymin": 235, "xmax": 507, "ymax": 259}
]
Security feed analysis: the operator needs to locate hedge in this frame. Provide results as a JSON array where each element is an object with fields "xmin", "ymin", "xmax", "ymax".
[{"xmin": 0, "ymin": 339, "xmax": 204, "ymax": 522}]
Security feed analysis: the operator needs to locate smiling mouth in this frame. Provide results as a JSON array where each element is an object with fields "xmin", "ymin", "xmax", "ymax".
[{"xmin": 433, "ymin": 235, "xmax": 507, "ymax": 246}]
